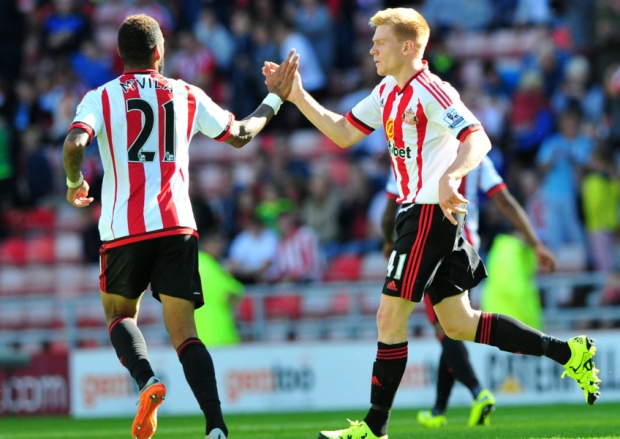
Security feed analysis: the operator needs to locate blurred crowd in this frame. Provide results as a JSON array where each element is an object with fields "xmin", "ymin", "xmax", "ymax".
[{"xmin": 1, "ymin": 0, "xmax": 620, "ymax": 307}]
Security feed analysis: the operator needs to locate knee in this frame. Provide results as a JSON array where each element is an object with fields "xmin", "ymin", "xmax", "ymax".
[
  {"xmin": 376, "ymin": 306, "xmax": 408, "ymax": 341},
  {"xmin": 440, "ymin": 321, "xmax": 469, "ymax": 341}
]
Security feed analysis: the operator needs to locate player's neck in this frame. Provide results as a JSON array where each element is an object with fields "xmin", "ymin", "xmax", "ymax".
[{"xmin": 394, "ymin": 59, "xmax": 425, "ymax": 89}]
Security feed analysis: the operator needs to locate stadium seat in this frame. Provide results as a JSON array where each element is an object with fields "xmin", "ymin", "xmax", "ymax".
[
  {"xmin": 265, "ymin": 294, "xmax": 302, "ymax": 320},
  {"xmin": 361, "ymin": 251, "xmax": 388, "ymax": 281},
  {"xmin": 0, "ymin": 237, "xmax": 27, "ymax": 266},
  {"xmin": 54, "ymin": 232, "xmax": 83, "ymax": 263},
  {"xmin": 235, "ymin": 296, "xmax": 255, "ymax": 323},
  {"xmin": 25, "ymin": 235, "xmax": 55, "ymax": 265},
  {"xmin": 323, "ymin": 254, "xmax": 362, "ymax": 282}
]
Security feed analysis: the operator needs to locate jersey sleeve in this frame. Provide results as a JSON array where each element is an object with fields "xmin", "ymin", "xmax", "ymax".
[
  {"xmin": 70, "ymin": 90, "xmax": 103, "ymax": 142},
  {"xmin": 346, "ymin": 82, "xmax": 384, "ymax": 135},
  {"xmin": 423, "ymin": 80, "xmax": 482, "ymax": 142},
  {"xmin": 479, "ymin": 156, "xmax": 506, "ymax": 196},
  {"xmin": 191, "ymin": 84, "xmax": 235, "ymax": 142}
]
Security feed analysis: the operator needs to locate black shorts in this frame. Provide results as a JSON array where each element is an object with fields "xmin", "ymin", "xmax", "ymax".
[
  {"xmin": 382, "ymin": 204, "xmax": 487, "ymax": 305},
  {"xmin": 99, "ymin": 234, "xmax": 204, "ymax": 307}
]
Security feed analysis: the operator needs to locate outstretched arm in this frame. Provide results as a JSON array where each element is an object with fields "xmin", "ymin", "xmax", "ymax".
[
  {"xmin": 262, "ymin": 61, "xmax": 365, "ymax": 148},
  {"xmin": 225, "ymin": 49, "xmax": 300, "ymax": 148},
  {"xmin": 492, "ymin": 188, "xmax": 556, "ymax": 272}
]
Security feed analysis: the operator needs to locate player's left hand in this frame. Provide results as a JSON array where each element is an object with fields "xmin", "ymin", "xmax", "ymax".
[
  {"xmin": 438, "ymin": 174, "xmax": 468, "ymax": 225},
  {"xmin": 533, "ymin": 242, "xmax": 556, "ymax": 273},
  {"xmin": 67, "ymin": 180, "xmax": 94, "ymax": 208}
]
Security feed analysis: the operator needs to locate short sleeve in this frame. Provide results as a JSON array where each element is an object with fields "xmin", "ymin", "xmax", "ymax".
[
  {"xmin": 191, "ymin": 85, "xmax": 235, "ymax": 141},
  {"xmin": 478, "ymin": 156, "xmax": 506, "ymax": 196},
  {"xmin": 71, "ymin": 90, "xmax": 103, "ymax": 140},
  {"xmin": 346, "ymin": 82, "xmax": 384, "ymax": 135},
  {"xmin": 423, "ymin": 81, "xmax": 482, "ymax": 142}
]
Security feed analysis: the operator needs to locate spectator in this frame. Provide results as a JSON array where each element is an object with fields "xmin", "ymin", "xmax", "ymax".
[
  {"xmin": 301, "ymin": 170, "xmax": 341, "ymax": 257},
  {"xmin": 272, "ymin": 18, "xmax": 327, "ymax": 128},
  {"xmin": 194, "ymin": 8, "xmax": 235, "ymax": 72},
  {"xmin": 581, "ymin": 145, "xmax": 620, "ymax": 272},
  {"xmin": 20, "ymin": 125, "xmax": 54, "ymax": 207},
  {"xmin": 40, "ymin": 0, "xmax": 92, "ymax": 58},
  {"xmin": 337, "ymin": 164, "xmax": 380, "ymax": 254},
  {"xmin": 421, "ymin": 0, "xmax": 495, "ymax": 33},
  {"xmin": 267, "ymin": 210, "xmax": 324, "ymax": 283},
  {"xmin": 0, "ymin": 116, "xmax": 14, "ymax": 208},
  {"xmin": 510, "ymin": 69, "xmax": 554, "ymax": 164},
  {"xmin": 70, "ymin": 40, "xmax": 116, "ymax": 90},
  {"xmin": 12, "ymin": 79, "xmax": 51, "ymax": 134},
  {"xmin": 228, "ymin": 9, "xmax": 257, "ymax": 117},
  {"xmin": 255, "ymin": 181, "xmax": 294, "ymax": 231},
  {"xmin": 124, "ymin": 0, "xmax": 175, "ymax": 37},
  {"xmin": 167, "ymin": 31, "xmax": 217, "ymax": 96},
  {"xmin": 226, "ymin": 213, "xmax": 279, "ymax": 284},
  {"xmin": 195, "ymin": 230, "xmax": 245, "ymax": 347},
  {"xmin": 293, "ymin": 0, "xmax": 335, "ymax": 71},
  {"xmin": 513, "ymin": 0, "xmax": 553, "ymax": 27},
  {"xmin": 481, "ymin": 231, "xmax": 544, "ymax": 330},
  {"xmin": 551, "ymin": 55, "xmax": 605, "ymax": 135},
  {"xmin": 536, "ymin": 105, "xmax": 593, "ymax": 253}
]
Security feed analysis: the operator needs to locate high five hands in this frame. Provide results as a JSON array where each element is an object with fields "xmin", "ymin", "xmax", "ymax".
[
  {"xmin": 264, "ymin": 49, "xmax": 300, "ymax": 101},
  {"xmin": 263, "ymin": 50, "xmax": 302, "ymax": 102}
]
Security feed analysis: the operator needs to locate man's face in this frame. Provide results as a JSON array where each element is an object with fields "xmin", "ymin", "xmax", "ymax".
[{"xmin": 369, "ymin": 25, "xmax": 406, "ymax": 77}]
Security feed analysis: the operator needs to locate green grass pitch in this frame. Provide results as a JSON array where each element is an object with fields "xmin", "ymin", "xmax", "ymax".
[{"xmin": 0, "ymin": 403, "xmax": 619, "ymax": 439}]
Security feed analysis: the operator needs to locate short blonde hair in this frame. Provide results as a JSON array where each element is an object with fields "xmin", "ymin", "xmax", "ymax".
[{"xmin": 370, "ymin": 8, "xmax": 430, "ymax": 54}]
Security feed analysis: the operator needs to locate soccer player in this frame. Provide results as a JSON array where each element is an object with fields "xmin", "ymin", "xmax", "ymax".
[
  {"xmin": 62, "ymin": 14, "xmax": 298, "ymax": 439},
  {"xmin": 264, "ymin": 7, "xmax": 600, "ymax": 439},
  {"xmin": 381, "ymin": 157, "xmax": 556, "ymax": 428}
]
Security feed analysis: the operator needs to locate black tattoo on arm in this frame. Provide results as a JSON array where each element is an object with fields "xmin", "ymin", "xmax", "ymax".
[
  {"xmin": 63, "ymin": 128, "xmax": 90, "ymax": 180},
  {"xmin": 225, "ymin": 105, "xmax": 276, "ymax": 148}
]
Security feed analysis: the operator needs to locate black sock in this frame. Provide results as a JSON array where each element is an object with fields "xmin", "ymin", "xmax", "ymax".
[
  {"xmin": 542, "ymin": 335, "xmax": 572, "ymax": 365},
  {"xmin": 433, "ymin": 350, "xmax": 454, "ymax": 414},
  {"xmin": 108, "ymin": 317, "xmax": 153, "ymax": 389},
  {"xmin": 475, "ymin": 313, "xmax": 544, "ymax": 356},
  {"xmin": 440, "ymin": 336, "xmax": 480, "ymax": 396},
  {"xmin": 177, "ymin": 338, "xmax": 227, "ymax": 437},
  {"xmin": 365, "ymin": 342, "xmax": 407, "ymax": 436}
]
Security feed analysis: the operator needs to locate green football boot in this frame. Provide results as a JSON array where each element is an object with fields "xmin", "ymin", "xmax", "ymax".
[
  {"xmin": 468, "ymin": 389, "xmax": 495, "ymax": 426},
  {"xmin": 417, "ymin": 410, "xmax": 448, "ymax": 427},
  {"xmin": 561, "ymin": 335, "xmax": 601, "ymax": 405},
  {"xmin": 318, "ymin": 420, "xmax": 387, "ymax": 439}
]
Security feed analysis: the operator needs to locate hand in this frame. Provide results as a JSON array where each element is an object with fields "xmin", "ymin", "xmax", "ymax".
[
  {"xmin": 263, "ymin": 50, "xmax": 301, "ymax": 102},
  {"xmin": 67, "ymin": 180, "xmax": 94, "ymax": 208},
  {"xmin": 382, "ymin": 242, "xmax": 394, "ymax": 261},
  {"xmin": 438, "ymin": 174, "xmax": 468, "ymax": 225},
  {"xmin": 533, "ymin": 242, "xmax": 556, "ymax": 273}
]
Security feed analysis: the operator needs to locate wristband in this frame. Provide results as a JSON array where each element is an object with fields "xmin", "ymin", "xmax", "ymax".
[
  {"xmin": 262, "ymin": 93, "xmax": 283, "ymax": 115},
  {"xmin": 67, "ymin": 172, "xmax": 84, "ymax": 188}
]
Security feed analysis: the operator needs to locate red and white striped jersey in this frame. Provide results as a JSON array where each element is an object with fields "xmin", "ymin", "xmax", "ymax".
[
  {"xmin": 70, "ymin": 69, "xmax": 234, "ymax": 245},
  {"xmin": 385, "ymin": 155, "xmax": 505, "ymax": 250},
  {"xmin": 347, "ymin": 61, "xmax": 482, "ymax": 204}
]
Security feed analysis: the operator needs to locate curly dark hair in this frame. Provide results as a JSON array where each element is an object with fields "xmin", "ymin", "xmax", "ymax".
[{"xmin": 117, "ymin": 14, "xmax": 162, "ymax": 66}]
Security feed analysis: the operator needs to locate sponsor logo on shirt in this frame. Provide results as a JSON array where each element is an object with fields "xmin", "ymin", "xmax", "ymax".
[
  {"xmin": 444, "ymin": 109, "xmax": 465, "ymax": 129},
  {"xmin": 386, "ymin": 118, "xmax": 412, "ymax": 159}
]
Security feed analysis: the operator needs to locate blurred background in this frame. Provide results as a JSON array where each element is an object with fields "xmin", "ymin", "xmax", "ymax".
[{"xmin": 1, "ymin": 0, "xmax": 620, "ymax": 419}]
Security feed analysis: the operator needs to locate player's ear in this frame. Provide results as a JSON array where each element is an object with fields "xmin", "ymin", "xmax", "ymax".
[{"xmin": 153, "ymin": 44, "xmax": 162, "ymax": 61}]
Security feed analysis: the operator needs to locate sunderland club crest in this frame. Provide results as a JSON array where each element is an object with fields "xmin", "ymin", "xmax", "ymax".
[{"xmin": 402, "ymin": 108, "xmax": 418, "ymax": 125}]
